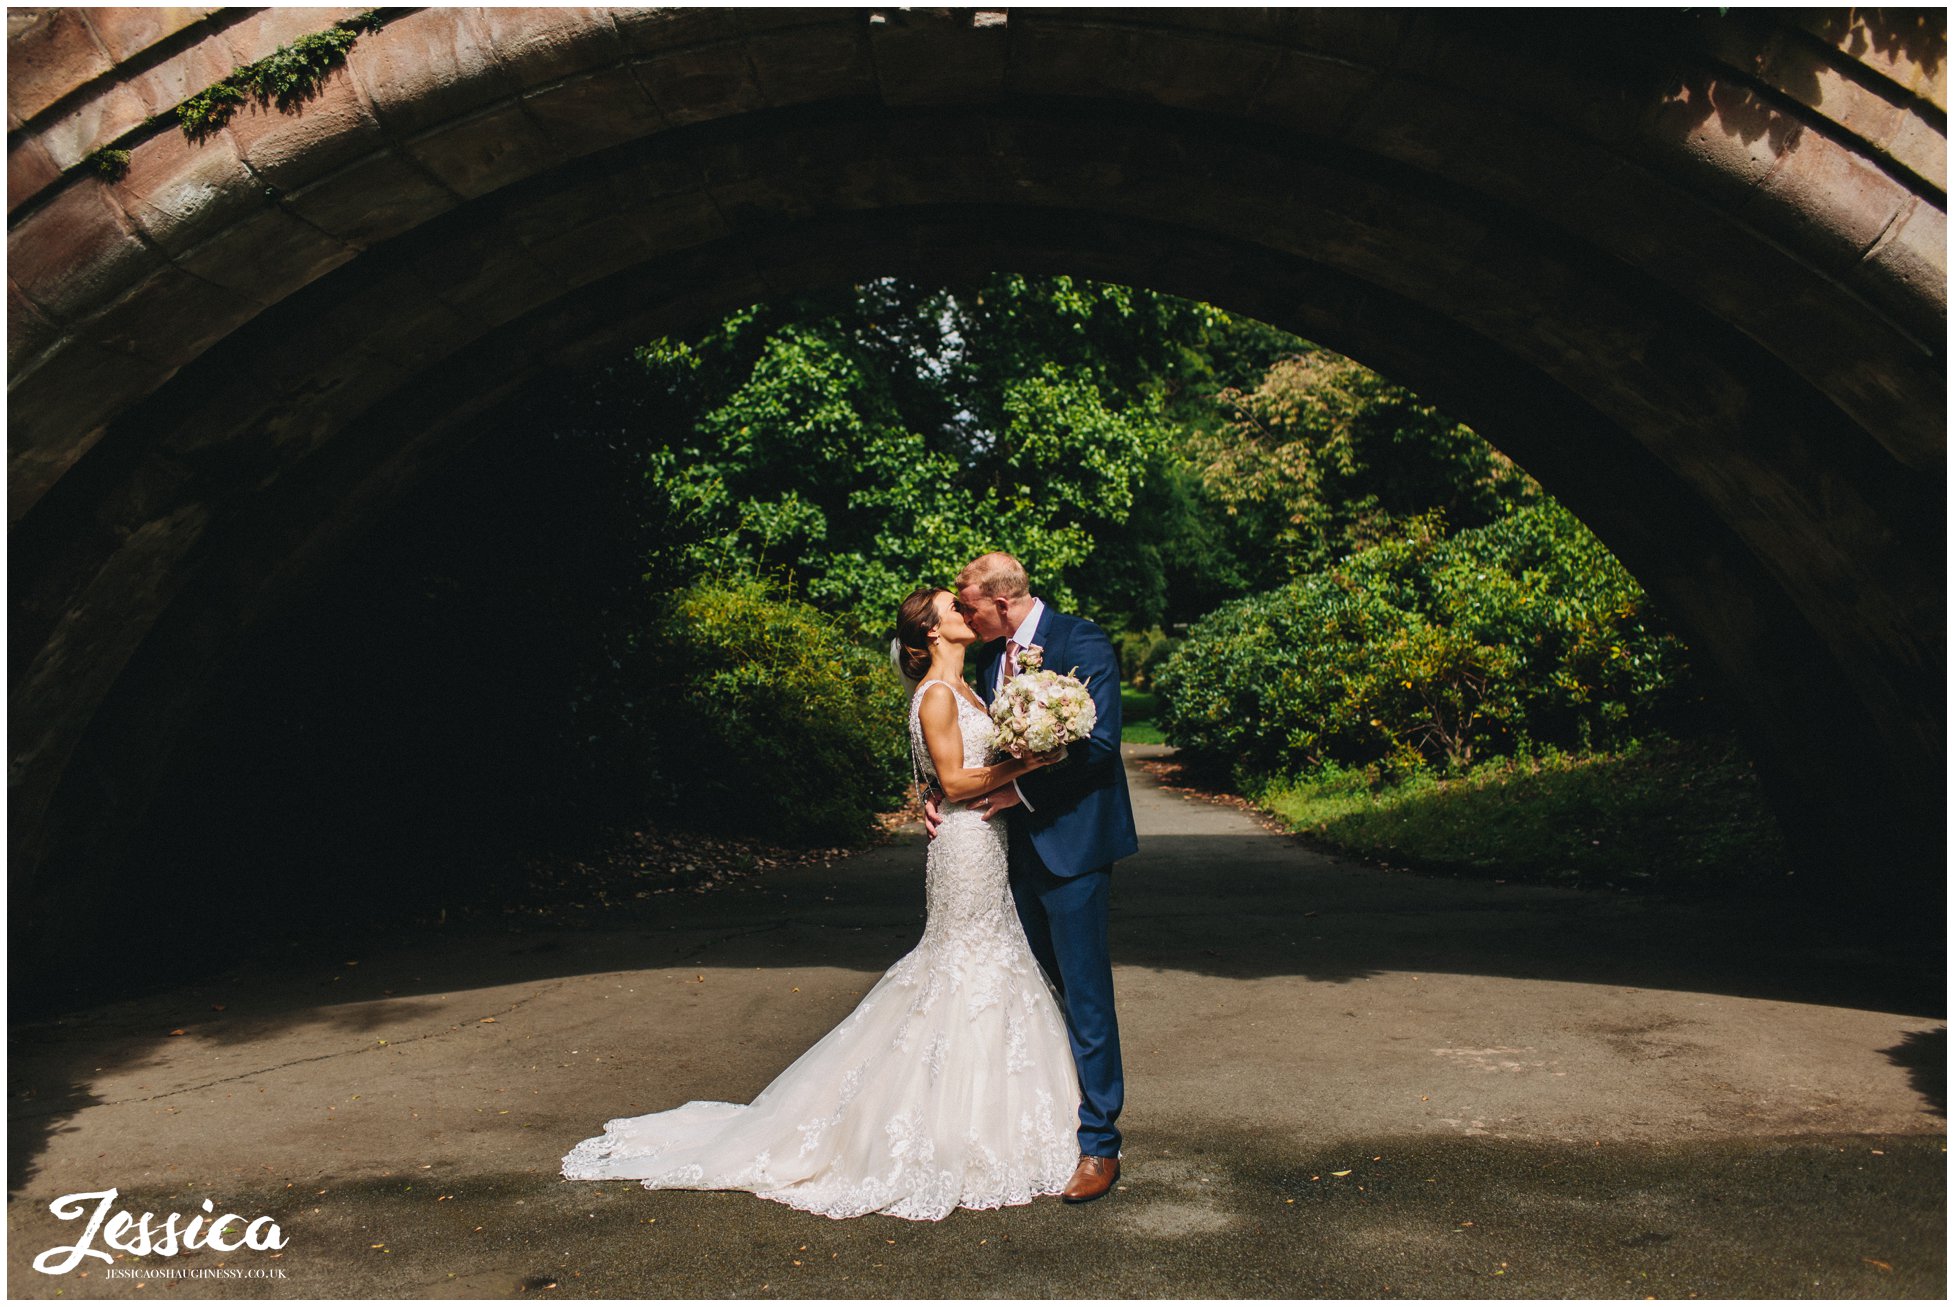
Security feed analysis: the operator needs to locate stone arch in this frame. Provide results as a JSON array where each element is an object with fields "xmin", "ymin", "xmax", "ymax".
[{"xmin": 8, "ymin": 8, "xmax": 1944, "ymax": 960}]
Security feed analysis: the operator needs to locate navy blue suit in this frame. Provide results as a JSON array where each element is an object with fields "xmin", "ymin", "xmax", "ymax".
[{"xmin": 978, "ymin": 605, "xmax": 1137, "ymax": 1158}]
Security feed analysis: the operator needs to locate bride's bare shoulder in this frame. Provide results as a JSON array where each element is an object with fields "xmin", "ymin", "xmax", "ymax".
[{"xmin": 916, "ymin": 680, "xmax": 968, "ymax": 728}]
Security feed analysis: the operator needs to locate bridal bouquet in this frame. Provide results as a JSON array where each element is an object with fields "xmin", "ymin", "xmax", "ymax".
[{"xmin": 991, "ymin": 644, "xmax": 1097, "ymax": 760}]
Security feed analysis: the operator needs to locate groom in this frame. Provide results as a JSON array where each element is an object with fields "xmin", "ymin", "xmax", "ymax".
[{"xmin": 924, "ymin": 551, "xmax": 1139, "ymax": 1203}]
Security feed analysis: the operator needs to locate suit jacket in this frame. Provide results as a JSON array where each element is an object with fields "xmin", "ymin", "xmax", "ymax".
[{"xmin": 978, "ymin": 605, "xmax": 1140, "ymax": 877}]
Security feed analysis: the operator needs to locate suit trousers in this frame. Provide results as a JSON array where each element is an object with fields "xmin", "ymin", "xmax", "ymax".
[{"xmin": 1006, "ymin": 826, "xmax": 1124, "ymax": 1158}]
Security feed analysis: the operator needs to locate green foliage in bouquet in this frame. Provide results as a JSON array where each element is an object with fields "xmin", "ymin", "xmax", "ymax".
[
  {"xmin": 641, "ymin": 576, "xmax": 910, "ymax": 845},
  {"xmin": 1153, "ymin": 501, "xmax": 1698, "ymax": 787}
]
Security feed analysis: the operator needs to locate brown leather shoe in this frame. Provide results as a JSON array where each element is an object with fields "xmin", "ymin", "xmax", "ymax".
[{"xmin": 1061, "ymin": 1154, "xmax": 1120, "ymax": 1203}]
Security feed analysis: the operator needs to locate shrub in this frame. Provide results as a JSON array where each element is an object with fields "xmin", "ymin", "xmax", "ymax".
[
  {"xmin": 1139, "ymin": 633, "xmax": 1180, "ymax": 687},
  {"xmin": 1154, "ymin": 502, "xmax": 1696, "ymax": 786},
  {"xmin": 1116, "ymin": 629, "xmax": 1156, "ymax": 684},
  {"xmin": 1115, "ymin": 628, "xmax": 1181, "ymax": 687},
  {"xmin": 639, "ymin": 576, "xmax": 911, "ymax": 845}
]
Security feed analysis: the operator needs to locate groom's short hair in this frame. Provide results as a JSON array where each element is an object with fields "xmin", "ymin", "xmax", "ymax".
[{"xmin": 957, "ymin": 552, "xmax": 1029, "ymax": 599}]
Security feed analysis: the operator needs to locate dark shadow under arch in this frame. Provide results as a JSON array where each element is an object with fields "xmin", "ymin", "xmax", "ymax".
[{"xmin": 9, "ymin": 56, "xmax": 1943, "ymax": 987}]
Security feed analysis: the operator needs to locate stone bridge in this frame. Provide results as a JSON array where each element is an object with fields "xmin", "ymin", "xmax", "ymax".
[{"xmin": 7, "ymin": 8, "xmax": 1945, "ymax": 965}]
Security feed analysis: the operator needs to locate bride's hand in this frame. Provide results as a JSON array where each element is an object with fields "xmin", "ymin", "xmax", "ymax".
[{"xmin": 1023, "ymin": 743, "xmax": 1068, "ymax": 769}]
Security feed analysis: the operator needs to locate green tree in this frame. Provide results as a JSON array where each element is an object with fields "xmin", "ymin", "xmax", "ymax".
[
  {"xmin": 1191, "ymin": 351, "xmax": 1538, "ymax": 581},
  {"xmin": 623, "ymin": 275, "xmax": 1297, "ymax": 631}
]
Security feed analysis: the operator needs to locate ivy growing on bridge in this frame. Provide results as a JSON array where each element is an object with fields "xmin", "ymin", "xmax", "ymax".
[{"xmin": 177, "ymin": 10, "xmax": 385, "ymax": 141}]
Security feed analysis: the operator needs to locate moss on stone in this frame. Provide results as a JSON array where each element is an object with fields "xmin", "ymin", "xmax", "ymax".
[
  {"xmin": 177, "ymin": 11, "xmax": 385, "ymax": 141},
  {"xmin": 87, "ymin": 147, "xmax": 132, "ymax": 180}
]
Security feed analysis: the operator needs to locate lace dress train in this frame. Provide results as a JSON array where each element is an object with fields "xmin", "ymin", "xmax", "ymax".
[{"xmin": 559, "ymin": 680, "xmax": 1083, "ymax": 1220}]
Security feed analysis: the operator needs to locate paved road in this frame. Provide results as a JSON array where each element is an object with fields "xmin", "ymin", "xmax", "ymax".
[{"xmin": 9, "ymin": 747, "xmax": 1944, "ymax": 1298}]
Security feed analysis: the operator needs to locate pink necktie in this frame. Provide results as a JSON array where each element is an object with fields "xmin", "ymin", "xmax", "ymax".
[{"xmin": 1003, "ymin": 639, "xmax": 1021, "ymax": 684}]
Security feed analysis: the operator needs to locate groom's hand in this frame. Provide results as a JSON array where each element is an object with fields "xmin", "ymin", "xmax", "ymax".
[
  {"xmin": 975, "ymin": 786, "xmax": 1023, "ymax": 821},
  {"xmin": 923, "ymin": 790, "xmax": 944, "ymax": 839}
]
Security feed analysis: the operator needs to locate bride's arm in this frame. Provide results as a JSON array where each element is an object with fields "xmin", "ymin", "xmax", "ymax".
[{"xmin": 918, "ymin": 682, "xmax": 1051, "ymax": 802}]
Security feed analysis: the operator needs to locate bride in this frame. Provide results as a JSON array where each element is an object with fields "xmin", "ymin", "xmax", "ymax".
[{"xmin": 559, "ymin": 586, "xmax": 1084, "ymax": 1219}]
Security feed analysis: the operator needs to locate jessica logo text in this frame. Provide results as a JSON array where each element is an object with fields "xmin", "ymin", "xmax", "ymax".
[{"xmin": 33, "ymin": 1188, "xmax": 288, "ymax": 1275}]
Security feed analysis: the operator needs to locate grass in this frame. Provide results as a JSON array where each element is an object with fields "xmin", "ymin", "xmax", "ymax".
[
  {"xmin": 1121, "ymin": 686, "xmax": 1167, "ymax": 745},
  {"xmin": 1256, "ymin": 737, "xmax": 1789, "ymax": 898}
]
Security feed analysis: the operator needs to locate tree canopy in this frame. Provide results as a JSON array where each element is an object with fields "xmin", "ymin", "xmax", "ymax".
[{"xmin": 530, "ymin": 273, "xmax": 1550, "ymax": 639}]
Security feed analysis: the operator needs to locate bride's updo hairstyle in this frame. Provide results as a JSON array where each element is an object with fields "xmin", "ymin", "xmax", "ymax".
[{"xmin": 894, "ymin": 587, "xmax": 946, "ymax": 681}]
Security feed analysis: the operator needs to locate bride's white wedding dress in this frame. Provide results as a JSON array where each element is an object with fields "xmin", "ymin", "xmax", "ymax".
[{"xmin": 559, "ymin": 679, "xmax": 1083, "ymax": 1219}]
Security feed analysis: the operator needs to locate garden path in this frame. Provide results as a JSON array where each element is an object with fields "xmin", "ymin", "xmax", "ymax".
[{"xmin": 8, "ymin": 746, "xmax": 1942, "ymax": 1297}]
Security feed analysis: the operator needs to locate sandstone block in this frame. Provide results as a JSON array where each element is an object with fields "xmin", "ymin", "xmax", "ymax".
[
  {"xmin": 9, "ymin": 420, "xmax": 109, "ymax": 527},
  {"xmin": 408, "ymin": 233, "xmax": 564, "ymax": 333},
  {"xmin": 634, "ymin": 42, "xmax": 766, "ymax": 125},
  {"xmin": 479, "ymin": 6, "xmax": 622, "ymax": 86},
  {"xmin": 610, "ymin": 8, "xmax": 740, "ymax": 56},
  {"xmin": 1690, "ymin": 20, "xmax": 1946, "ymax": 197},
  {"xmin": 221, "ymin": 64, "xmax": 382, "ymax": 192},
  {"xmin": 281, "ymin": 147, "xmax": 457, "ymax": 248},
  {"xmin": 8, "ymin": 136, "xmax": 62, "ymax": 214},
  {"xmin": 519, "ymin": 65, "xmax": 663, "ymax": 160},
  {"xmin": 79, "ymin": 7, "xmax": 212, "ymax": 64},
  {"xmin": 74, "ymin": 264, "xmax": 262, "ymax": 369},
  {"xmin": 36, "ymin": 79, "xmax": 152, "ymax": 171},
  {"xmin": 216, "ymin": 8, "xmax": 365, "ymax": 70},
  {"xmin": 172, "ymin": 206, "xmax": 357, "ymax": 306},
  {"xmin": 8, "ymin": 276, "xmax": 60, "ymax": 372},
  {"xmin": 8, "ymin": 339, "xmax": 172, "ymax": 503},
  {"xmin": 608, "ymin": 138, "xmax": 711, "ymax": 206},
  {"xmin": 690, "ymin": 133, "xmax": 822, "ymax": 228},
  {"xmin": 1855, "ymin": 196, "xmax": 1948, "ymax": 342},
  {"xmin": 1641, "ymin": 75, "xmax": 1795, "ymax": 214},
  {"xmin": 9, "ymin": 180, "xmax": 162, "ymax": 323},
  {"xmin": 1344, "ymin": 74, "xmax": 1628, "ymax": 222},
  {"xmin": 1885, "ymin": 112, "xmax": 1948, "ymax": 193},
  {"xmin": 499, "ymin": 173, "xmax": 622, "ymax": 247},
  {"xmin": 744, "ymin": 20, "xmax": 874, "ymax": 107},
  {"xmin": 712, "ymin": 114, "xmax": 882, "ymax": 189},
  {"xmin": 1556, "ymin": 157, "xmax": 1934, "ymax": 442},
  {"xmin": 1792, "ymin": 10, "xmax": 1947, "ymax": 113},
  {"xmin": 160, "ymin": 332, "xmax": 402, "ymax": 462},
  {"xmin": 8, "ymin": 9, "xmax": 113, "ymax": 125},
  {"xmin": 121, "ymin": 35, "xmax": 237, "ymax": 119},
  {"xmin": 347, "ymin": 7, "xmax": 515, "ymax": 138},
  {"xmin": 111, "ymin": 126, "xmax": 262, "ymax": 256},
  {"xmin": 1754, "ymin": 133, "xmax": 1908, "ymax": 276},
  {"xmin": 526, "ymin": 213, "xmax": 656, "ymax": 290},
  {"xmin": 307, "ymin": 274, "xmax": 477, "ymax": 370},
  {"xmin": 1747, "ymin": 27, "xmax": 1906, "ymax": 145},
  {"xmin": 399, "ymin": 99, "xmax": 559, "ymax": 200}
]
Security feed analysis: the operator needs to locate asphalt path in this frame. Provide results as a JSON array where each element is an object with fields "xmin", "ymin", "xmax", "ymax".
[{"xmin": 8, "ymin": 746, "xmax": 1945, "ymax": 1299}]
